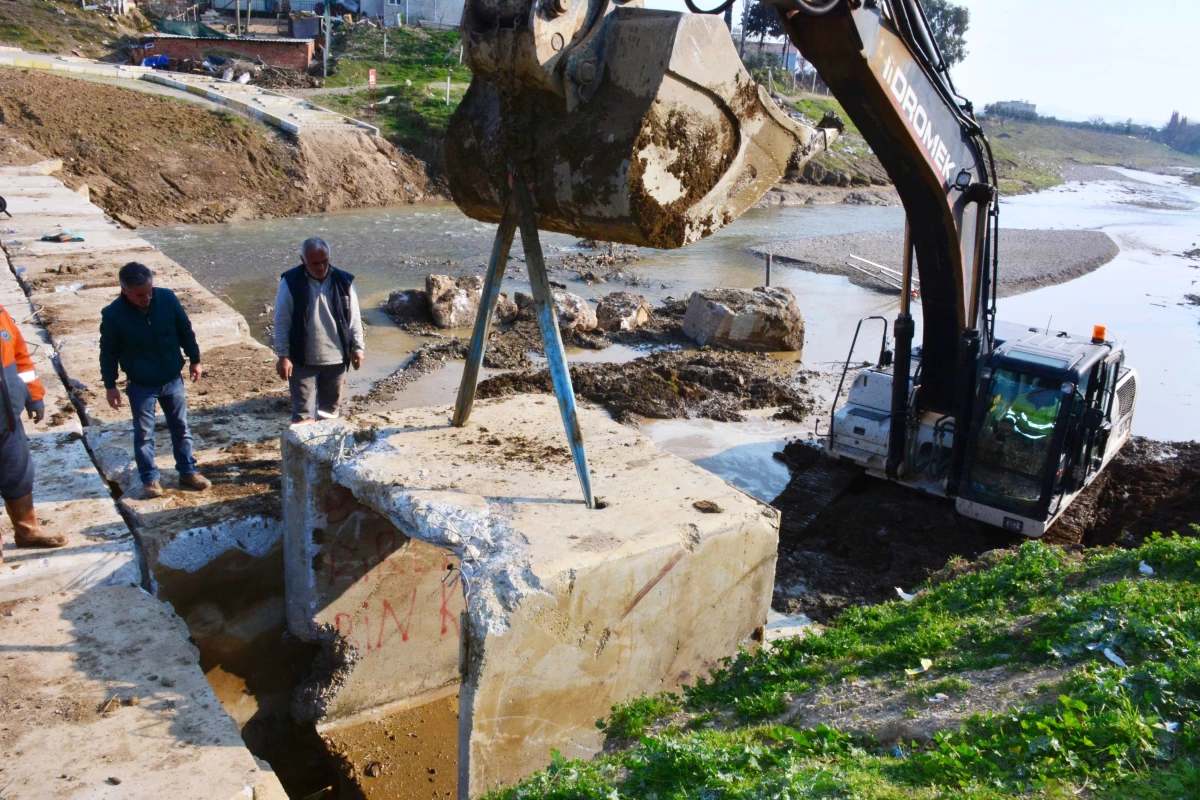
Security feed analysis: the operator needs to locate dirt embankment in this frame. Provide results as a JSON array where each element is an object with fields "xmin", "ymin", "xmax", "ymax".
[{"xmin": 0, "ymin": 69, "xmax": 430, "ymax": 227}]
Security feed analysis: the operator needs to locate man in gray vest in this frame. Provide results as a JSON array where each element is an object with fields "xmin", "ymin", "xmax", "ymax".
[{"xmin": 273, "ymin": 238, "xmax": 365, "ymax": 423}]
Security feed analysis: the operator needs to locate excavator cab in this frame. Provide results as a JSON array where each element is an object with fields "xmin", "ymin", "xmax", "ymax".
[{"xmin": 956, "ymin": 324, "xmax": 1138, "ymax": 535}]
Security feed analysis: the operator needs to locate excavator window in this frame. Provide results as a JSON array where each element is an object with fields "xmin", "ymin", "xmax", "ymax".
[{"xmin": 965, "ymin": 370, "xmax": 1064, "ymax": 514}]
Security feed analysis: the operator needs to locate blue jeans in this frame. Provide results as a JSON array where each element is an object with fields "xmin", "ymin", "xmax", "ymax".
[{"xmin": 127, "ymin": 377, "xmax": 196, "ymax": 486}]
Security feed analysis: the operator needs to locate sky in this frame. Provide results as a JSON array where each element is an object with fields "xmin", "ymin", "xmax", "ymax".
[{"xmin": 641, "ymin": 0, "xmax": 1199, "ymax": 126}]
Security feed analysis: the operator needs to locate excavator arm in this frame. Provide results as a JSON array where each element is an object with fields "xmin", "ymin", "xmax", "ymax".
[{"xmin": 774, "ymin": 0, "xmax": 998, "ymax": 418}]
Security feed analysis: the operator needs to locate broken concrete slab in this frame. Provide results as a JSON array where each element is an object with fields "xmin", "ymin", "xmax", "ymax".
[
  {"xmin": 0, "ymin": 585, "xmax": 287, "ymax": 799},
  {"xmin": 282, "ymin": 438, "xmax": 465, "ymax": 726},
  {"xmin": 284, "ymin": 395, "xmax": 779, "ymax": 797},
  {"xmin": 0, "ymin": 428, "xmax": 137, "ymax": 602},
  {"xmin": 683, "ymin": 286, "xmax": 805, "ymax": 353}
]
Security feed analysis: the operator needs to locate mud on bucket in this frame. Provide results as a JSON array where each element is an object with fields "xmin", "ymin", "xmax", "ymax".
[{"xmin": 446, "ymin": 6, "xmax": 837, "ymax": 250}]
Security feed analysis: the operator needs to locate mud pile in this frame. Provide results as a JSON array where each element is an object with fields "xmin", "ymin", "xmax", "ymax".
[
  {"xmin": 0, "ymin": 69, "xmax": 429, "ymax": 226},
  {"xmin": 478, "ymin": 349, "xmax": 816, "ymax": 423},
  {"xmin": 771, "ymin": 435, "xmax": 1200, "ymax": 623}
]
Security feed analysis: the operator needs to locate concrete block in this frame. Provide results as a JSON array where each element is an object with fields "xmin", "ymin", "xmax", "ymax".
[
  {"xmin": 284, "ymin": 396, "xmax": 780, "ymax": 797},
  {"xmin": 281, "ymin": 435, "xmax": 465, "ymax": 725},
  {"xmin": 0, "ymin": 429, "xmax": 138, "ymax": 602},
  {"xmin": 0, "ymin": 585, "xmax": 287, "ymax": 799}
]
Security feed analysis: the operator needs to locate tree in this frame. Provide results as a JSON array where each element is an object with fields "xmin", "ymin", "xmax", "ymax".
[
  {"xmin": 922, "ymin": 0, "xmax": 969, "ymax": 67},
  {"xmin": 743, "ymin": 2, "xmax": 783, "ymax": 51}
]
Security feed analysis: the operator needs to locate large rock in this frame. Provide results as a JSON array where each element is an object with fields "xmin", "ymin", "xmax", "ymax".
[
  {"xmin": 596, "ymin": 292, "xmax": 652, "ymax": 332},
  {"xmin": 513, "ymin": 290, "xmax": 597, "ymax": 332},
  {"xmin": 384, "ymin": 288, "xmax": 429, "ymax": 321},
  {"xmin": 682, "ymin": 287, "xmax": 804, "ymax": 353},
  {"xmin": 494, "ymin": 293, "xmax": 519, "ymax": 324},
  {"xmin": 426, "ymin": 274, "xmax": 484, "ymax": 328}
]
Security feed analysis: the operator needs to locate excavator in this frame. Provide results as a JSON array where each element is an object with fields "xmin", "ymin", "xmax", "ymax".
[{"xmin": 443, "ymin": 0, "xmax": 1138, "ymax": 537}]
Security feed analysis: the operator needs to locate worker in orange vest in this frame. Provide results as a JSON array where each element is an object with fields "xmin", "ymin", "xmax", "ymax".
[{"xmin": 0, "ymin": 304, "xmax": 66, "ymax": 559}]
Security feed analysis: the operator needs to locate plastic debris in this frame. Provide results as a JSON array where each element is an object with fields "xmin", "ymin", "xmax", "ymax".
[
  {"xmin": 1103, "ymin": 647, "xmax": 1127, "ymax": 668},
  {"xmin": 1155, "ymin": 721, "xmax": 1180, "ymax": 733},
  {"xmin": 895, "ymin": 587, "xmax": 926, "ymax": 602},
  {"xmin": 40, "ymin": 230, "xmax": 84, "ymax": 242},
  {"xmin": 905, "ymin": 658, "xmax": 933, "ymax": 677},
  {"xmin": 1139, "ymin": 560, "xmax": 1155, "ymax": 575},
  {"xmin": 928, "ymin": 692, "xmax": 950, "ymax": 703}
]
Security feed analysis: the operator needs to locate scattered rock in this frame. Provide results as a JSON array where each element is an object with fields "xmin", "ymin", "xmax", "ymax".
[
  {"xmin": 107, "ymin": 777, "xmax": 122, "ymax": 785},
  {"xmin": 160, "ymin": 677, "xmax": 176, "ymax": 688},
  {"xmin": 512, "ymin": 290, "xmax": 597, "ymax": 332},
  {"xmin": 596, "ymin": 292, "xmax": 652, "ymax": 332},
  {"xmin": 494, "ymin": 293, "xmax": 519, "ymax": 324},
  {"xmin": 426, "ymin": 274, "xmax": 484, "ymax": 329},
  {"xmin": 552, "ymin": 290, "xmax": 597, "ymax": 332},
  {"xmin": 364, "ymin": 761, "xmax": 383, "ymax": 778},
  {"xmin": 682, "ymin": 287, "xmax": 805, "ymax": 353},
  {"xmin": 693, "ymin": 500, "xmax": 722, "ymax": 514},
  {"xmin": 384, "ymin": 288, "xmax": 429, "ymax": 322}
]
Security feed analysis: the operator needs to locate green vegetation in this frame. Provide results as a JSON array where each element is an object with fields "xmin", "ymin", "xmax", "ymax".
[
  {"xmin": 325, "ymin": 26, "xmax": 464, "ymax": 88},
  {"xmin": 0, "ymin": 0, "xmax": 147, "ymax": 58},
  {"xmin": 788, "ymin": 95, "xmax": 860, "ymax": 137},
  {"xmin": 489, "ymin": 533, "xmax": 1200, "ymax": 799},
  {"xmin": 985, "ymin": 119, "xmax": 1200, "ymax": 194},
  {"xmin": 319, "ymin": 26, "xmax": 468, "ymax": 156}
]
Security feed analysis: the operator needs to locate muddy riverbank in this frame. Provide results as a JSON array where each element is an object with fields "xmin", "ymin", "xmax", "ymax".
[{"xmin": 751, "ymin": 228, "xmax": 1119, "ymax": 296}]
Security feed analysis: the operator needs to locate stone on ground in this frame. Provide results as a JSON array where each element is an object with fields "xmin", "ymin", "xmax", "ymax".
[
  {"xmin": 682, "ymin": 286, "xmax": 805, "ymax": 352},
  {"xmin": 427, "ymin": 274, "xmax": 483, "ymax": 329},
  {"xmin": 596, "ymin": 291, "xmax": 651, "ymax": 331}
]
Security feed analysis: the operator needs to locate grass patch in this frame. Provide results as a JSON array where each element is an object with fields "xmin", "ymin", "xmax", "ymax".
[
  {"xmin": 488, "ymin": 532, "xmax": 1200, "ymax": 799},
  {"xmin": 601, "ymin": 693, "xmax": 684, "ymax": 740},
  {"xmin": 985, "ymin": 119, "xmax": 1200, "ymax": 194},
  {"xmin": 319, "ymin": 26, "xmax": 469, "ymax": 151}
]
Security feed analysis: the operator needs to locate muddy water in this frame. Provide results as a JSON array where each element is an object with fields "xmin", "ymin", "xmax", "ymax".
[{"xmin": 142, "ymin": 202, "xmax": 905, "ymax": 396}]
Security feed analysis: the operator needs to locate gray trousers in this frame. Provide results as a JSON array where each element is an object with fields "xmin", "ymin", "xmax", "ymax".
[{"xmin": 289, "ymin": 363, "xmax": 347, "ymax": 423}]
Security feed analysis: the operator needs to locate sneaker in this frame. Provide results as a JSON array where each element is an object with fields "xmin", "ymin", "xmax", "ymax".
[
  {"xmin": 179, "ymin": 473, "xmax": 212, "ymax": 492},
  {"xmin": 143, "ymin": 481, "xmax": 164, "ymax": 499}
]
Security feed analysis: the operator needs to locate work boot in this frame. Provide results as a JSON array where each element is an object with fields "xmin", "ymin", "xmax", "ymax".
[
  {"xmin": 143, "ymin": 481, "xmax": 164, "ymax": 499},
  {"xmin": 5, "ymin": 494, "xmax": 67, "ymax": 548},
  {"xmin": 179, "ymin": 473, "xmax": 211, "ymax": 492}
]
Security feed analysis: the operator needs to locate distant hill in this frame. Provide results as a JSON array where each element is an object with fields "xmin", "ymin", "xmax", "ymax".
[{"xmin": 785, "ymin": 93, "xmax": 1200, "ymax": 195}]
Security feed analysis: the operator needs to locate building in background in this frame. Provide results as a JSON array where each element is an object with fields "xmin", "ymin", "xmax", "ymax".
[{"xmin": 990, "ymin": 100, "xmax": 1037, "ymax": 117}]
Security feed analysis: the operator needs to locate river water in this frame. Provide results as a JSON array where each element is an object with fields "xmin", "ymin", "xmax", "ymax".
[{"xmin": 143, "ymin": 168, "xmax": 1200, "ymax": 500}]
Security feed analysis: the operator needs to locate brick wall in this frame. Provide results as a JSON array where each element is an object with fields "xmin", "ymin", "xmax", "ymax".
[{"xmin": 144, "ymin": 36, "xmax": 314, "ymax": 71}]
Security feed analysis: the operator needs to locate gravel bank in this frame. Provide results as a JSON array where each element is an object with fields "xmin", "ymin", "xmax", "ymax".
[{"xmin": 749, "ymin": 228, "xmax": 1119, "ymax": 297}]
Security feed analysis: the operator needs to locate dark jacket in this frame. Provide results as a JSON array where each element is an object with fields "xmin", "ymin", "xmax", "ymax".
[
  {"xmin": 99, "ymin": 288, "xmax": 200, "ymax": 389},
  {"xmin": 281, "ymin": 264, "xmax": 355, "ymax": 369}
]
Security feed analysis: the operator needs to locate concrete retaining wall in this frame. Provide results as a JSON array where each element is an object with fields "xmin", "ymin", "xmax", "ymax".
[{"xmin": 0, "ymin": 164, "xmax": 289, "ymax": 798}]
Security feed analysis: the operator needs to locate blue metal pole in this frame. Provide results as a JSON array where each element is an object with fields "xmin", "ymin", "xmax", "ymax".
[
  {"xmin": 512, "ymin": 181, "xmax": 596, "ymax": 508},
  {"xmin": 453, "ymin": 193, "xmax": 518, "ymax": 428}
]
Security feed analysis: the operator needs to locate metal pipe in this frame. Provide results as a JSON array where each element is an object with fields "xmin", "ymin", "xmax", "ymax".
[
  {"xmin": 513, "ymin": 181, "xmax": 597, "ymax": 509},
  {"xmin": 765, "ymin": 252, "xmax": 772, "ymax": 287},
  {"xmin": 887, "ymin": 221, "xmax": 915, "ymax": 478},
  {"xmin": 452, "ymin": 193, "xmax": 518, "ymax": 427}
]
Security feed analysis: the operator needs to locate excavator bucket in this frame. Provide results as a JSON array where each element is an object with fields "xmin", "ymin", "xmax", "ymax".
[{"xmin": 446, "ymin": 1, "xmax": 838, "ymax": 249}]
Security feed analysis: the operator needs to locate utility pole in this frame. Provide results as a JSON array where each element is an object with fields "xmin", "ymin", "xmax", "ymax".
[
  {"xmin": 323, "ymin": 0, "xmax": 330, "ymax": 79},
  {"xmin": 445, "ymin": 68, "xmax": 451, "ymax": 105},
  {"xmin": 235, "ymin": 0, "xmax": 241, "ymax": 36},
  {"xmin": 405, "ymin": 0, "xmax": 409, "ymax": 27},
  {"xmin": 383, "ymin": 28, "xmax": 387, "ymax": 58}
]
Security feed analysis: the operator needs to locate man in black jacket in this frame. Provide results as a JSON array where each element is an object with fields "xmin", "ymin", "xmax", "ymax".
[
  {"xmin": 273, "ymin": 238, "xmax": 365, "ymax": 423},
  {"xmin": 100, "ymin": 262, "xmax": 211, "ymax": 499}
]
